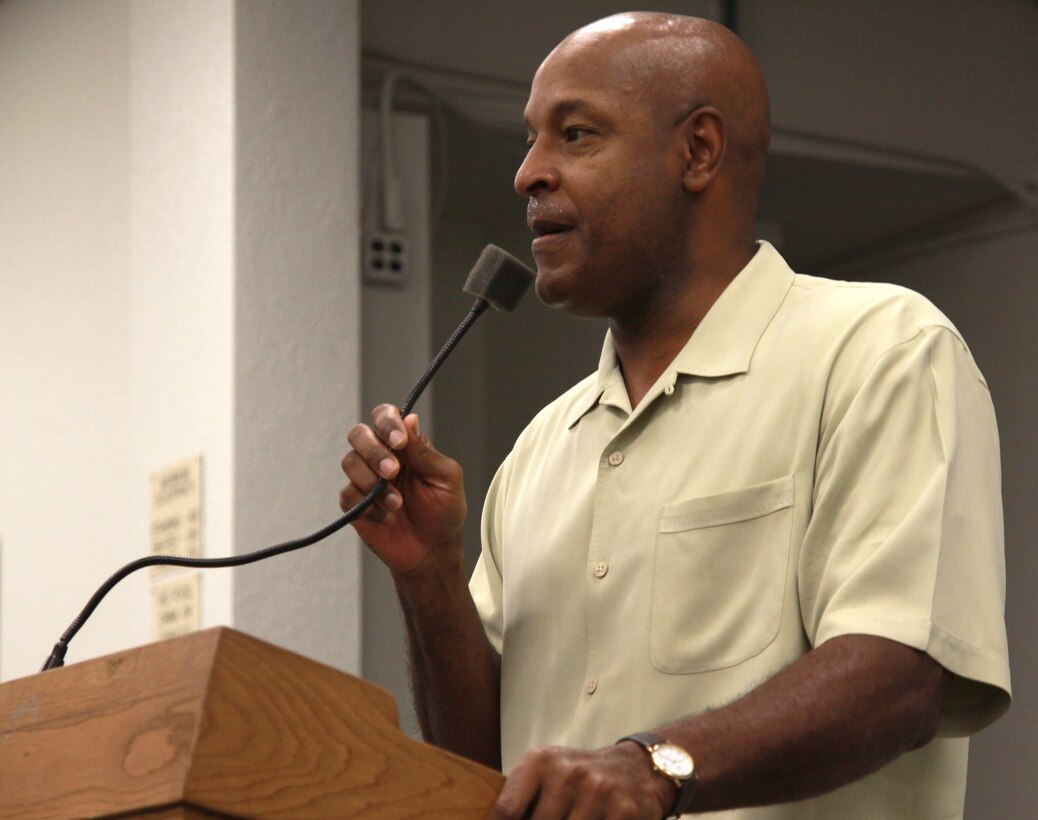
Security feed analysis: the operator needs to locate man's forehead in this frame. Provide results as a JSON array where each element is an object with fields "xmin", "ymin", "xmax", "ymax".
[
  {"xmin": 524, "ymin": 35, "xmax": 678, "ymax": 125},
  {"xmin": 523, "ymin": 50, "xmax": 632, "ymax": 127},
  {"xmin": 537, "ymin": 27, "xmax": 640, "ymax": 80}
]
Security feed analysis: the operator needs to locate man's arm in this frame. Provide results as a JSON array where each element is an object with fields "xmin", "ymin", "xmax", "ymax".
[
  {"xmin": 393, "ymin": 550, "xmax": 502, "ymax": 768},
  {"xmin": 341, "ymin": 407, "xmax": 501, "ymax": 768},
  {"xmin": 493, "ymin": 634, "xmax": 948, "ymax": 818}
]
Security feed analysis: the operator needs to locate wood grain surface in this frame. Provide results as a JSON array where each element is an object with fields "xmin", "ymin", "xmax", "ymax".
[{"xmin": 0, "ymin": 628, "xmax": 504, "ymax": 818}]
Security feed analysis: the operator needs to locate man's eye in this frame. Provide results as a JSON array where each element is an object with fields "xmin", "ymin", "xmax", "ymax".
[{"xmin": 565, "ymin": 127, "xmax": 593, "ymax": 142}]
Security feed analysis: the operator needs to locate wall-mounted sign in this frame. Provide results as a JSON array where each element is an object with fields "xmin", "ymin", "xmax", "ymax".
[{"xmin": 149, "ymin": 454, "xmax": 203, "ymax": 574}]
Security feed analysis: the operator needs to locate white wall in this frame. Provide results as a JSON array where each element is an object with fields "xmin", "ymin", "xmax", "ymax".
[
  {"xmin": 0, "ymin": 0, "xmax": 136, "ymax": 677},
  {"xmin": 129, "ymin": 0, "xmax": 236, "ymax": 661},
  {"xmin": 0, "ymin": 0, "xmax": 363, "ymax": 681},
  {"xmin": 232, "ymin": 0, "xmax": 363, "ymax": 674}
]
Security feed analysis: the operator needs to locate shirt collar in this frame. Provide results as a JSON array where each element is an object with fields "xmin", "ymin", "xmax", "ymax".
[{"xmin": 564, "ymin": 241, "xmax": 795, "ymax": 428}]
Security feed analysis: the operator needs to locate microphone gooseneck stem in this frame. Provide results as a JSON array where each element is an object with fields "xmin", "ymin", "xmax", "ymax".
[{"xmin": 40, "ymin": 297, "xmax": 492, "ymax": 673}]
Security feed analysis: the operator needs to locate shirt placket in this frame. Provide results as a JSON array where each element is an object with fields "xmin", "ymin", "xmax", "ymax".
[
  {"xmin": 579, "ymin": 373, "xmax": 678, "ymax": 714},
  {"xmin": 581, "ymin": 431, "xmax": 628, "ymax": 709}
]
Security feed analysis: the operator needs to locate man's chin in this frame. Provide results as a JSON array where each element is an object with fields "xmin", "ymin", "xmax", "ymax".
[
  {"xmin": 534, "ymin": 269, "xmax": 604, "ymax": 317},
  {"xmin": 533, "ymin": 266, "xmax": 573, "ymax": 308}
]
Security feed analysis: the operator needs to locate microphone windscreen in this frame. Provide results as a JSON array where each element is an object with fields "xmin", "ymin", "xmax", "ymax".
[{"xmin": 463, "ymin": 245, "xmax": 536, "ymax": 312}]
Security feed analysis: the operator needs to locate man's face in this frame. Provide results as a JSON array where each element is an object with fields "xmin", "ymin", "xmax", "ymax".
[{"xmin": 516, "ymin": 39, "xmax": 688, "ymax": 318}]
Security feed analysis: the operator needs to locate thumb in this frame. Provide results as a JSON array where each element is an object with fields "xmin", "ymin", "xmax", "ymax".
[{"xmin": 398, "ymin": 414, "xmax": 460, "ymax": 482}]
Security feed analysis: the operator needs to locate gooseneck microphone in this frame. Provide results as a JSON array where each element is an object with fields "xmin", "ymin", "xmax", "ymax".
[
  {"xmin": 462, "ymin": 244, "xmax": 535, "ymax": 312},
  {"xmin": 40, "ymin": 245, "xmax": 535, "ymax": 672}
]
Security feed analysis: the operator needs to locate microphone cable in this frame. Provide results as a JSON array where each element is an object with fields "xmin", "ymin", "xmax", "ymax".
[{"xmin": 40, "ymin": 296, "xmax": 495, "ymax": 672}]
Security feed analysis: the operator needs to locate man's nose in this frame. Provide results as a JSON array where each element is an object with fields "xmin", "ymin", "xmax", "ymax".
[{"xmin": 514, "ymin": 140, "xmax": 559, "ymax": 197}]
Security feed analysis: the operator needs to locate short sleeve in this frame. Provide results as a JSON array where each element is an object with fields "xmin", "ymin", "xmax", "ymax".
[
  {"xmin": 468, "ymin": 455, "xmax": 512, "ymax": 654},
  {"xmin": 799, "ymin": 324, "xmax": 1011, "ymax": 736}
]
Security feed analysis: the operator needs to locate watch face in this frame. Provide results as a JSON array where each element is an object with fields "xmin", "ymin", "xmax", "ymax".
[{"xmin": 652, "ymin": 743, "xmax": 695, "ymax": 779}]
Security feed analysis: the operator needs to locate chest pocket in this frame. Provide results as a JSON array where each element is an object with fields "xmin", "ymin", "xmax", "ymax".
[{"xmin": 650, "ymin": 476, "xmax": 795, "ymax": 674}]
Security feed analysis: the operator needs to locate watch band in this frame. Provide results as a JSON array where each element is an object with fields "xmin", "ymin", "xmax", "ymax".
[{"xmin": 618, "ymin": 731, "xmax": 697, "ymax": 818}]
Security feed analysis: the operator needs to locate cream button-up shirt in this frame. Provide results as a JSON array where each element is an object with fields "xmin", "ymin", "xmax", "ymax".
[{"xmin": 470, "ymin": 242, "xmax": 1010, "ymax": 819}]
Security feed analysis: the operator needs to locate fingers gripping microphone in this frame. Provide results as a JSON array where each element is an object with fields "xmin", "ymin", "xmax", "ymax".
[{"xmin": 40, "ymin": 246, "xmax": 535, "ymax": 672}]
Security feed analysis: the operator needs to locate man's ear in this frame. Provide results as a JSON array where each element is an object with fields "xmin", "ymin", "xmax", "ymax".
[{"xmin": 681, "ymin": 107, "xmax": 725, "ymax": 194}]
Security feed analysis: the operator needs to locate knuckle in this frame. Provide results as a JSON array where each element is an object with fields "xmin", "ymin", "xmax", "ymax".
[
  {"xmin": 347, "ymin": 423, "xmax": 371, "ymax": 446},
  {"xmin": 560, "ymin": 766, "xmax": 584, "ymax": 790},
  {"xmin": 365, "ymin": 505, "xmax": 387, "ymax": 524},
  {"xmin": 371, "ymin": 403, "xmax": 400, "ymax": 425},
  {"xmin": 525, "ymin": 745, "xmax": 555, "ymax": 765},
  {"xmin": 582, "ymin": 769, "xmax": 607, "ymax": 794},
  {"xmin": 444, "ymin": 459, "xmax": 463, "ymax": 482},
  {"xmin": 342, "ymin": 450, "xmax": 372, "ymax": 475},
  {"xmin": 616, "ymin": 800, "xmax": 641, "ymax": 820},
  {"xmin": 490, "ymin": 802, "xmax": 521, "ymax": 820}
]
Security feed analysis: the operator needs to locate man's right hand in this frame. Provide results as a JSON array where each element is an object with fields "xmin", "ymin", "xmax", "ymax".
[
  {"xmin": 340, "ymin": 405, "xmax": 467, "ymax": 577},
  {"xmin": 343, "ymin": 406, "xmax": 501, "ymax": 767}
]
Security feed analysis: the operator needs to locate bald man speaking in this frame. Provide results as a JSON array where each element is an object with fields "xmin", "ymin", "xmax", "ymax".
[{"xmin": 341, "ymin": 13, "xmax": 1009, "ymax": 819}]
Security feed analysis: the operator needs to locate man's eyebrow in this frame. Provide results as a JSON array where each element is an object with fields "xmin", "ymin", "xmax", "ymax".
[
  {"xmin": 524, "ymin": 99, "xmax": 608, "ymax": 131},
  {"xmin": 553, "ymin": 99, "xmax": 602, "ymax": 118}
]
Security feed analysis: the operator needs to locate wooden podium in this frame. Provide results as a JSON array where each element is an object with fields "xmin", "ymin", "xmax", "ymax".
[{"xmin": 0, "ymin": 628, "xmax": 504, "ymax": 818}]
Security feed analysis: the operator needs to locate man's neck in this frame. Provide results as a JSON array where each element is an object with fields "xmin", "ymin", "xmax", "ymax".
[{"xmin": 610, "ymin": 243, "xmax": 756, "ymax": 409}]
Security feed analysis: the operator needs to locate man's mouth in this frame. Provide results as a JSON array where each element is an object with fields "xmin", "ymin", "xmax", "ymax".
[
  {"xmin": 530, "ymin": 218, "xmax": 575, "ymax": 251},
  {"xmin": 531, "ymin": 218, "xmax": 573, "ymax": 237}
]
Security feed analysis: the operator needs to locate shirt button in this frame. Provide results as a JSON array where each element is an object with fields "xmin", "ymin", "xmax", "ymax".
[
  {"xmin": 607, "ymin": 450, "xmax": 624, "ymax": 466},
  {"xmin": 585, "ymin": 678, "xmax": 598, "ymax": 695},
  {"xmin": 593, "ymin": 560, "xmax": 609, "ymax": 578},
  {"xmin": 664, "ymin": 383, "xmax": 675, "ymax": 395}
]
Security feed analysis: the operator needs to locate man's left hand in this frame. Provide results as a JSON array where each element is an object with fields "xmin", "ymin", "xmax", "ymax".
[{"xmin": 490, "ymin": 742, "xmax": 675, "ymax": 819}]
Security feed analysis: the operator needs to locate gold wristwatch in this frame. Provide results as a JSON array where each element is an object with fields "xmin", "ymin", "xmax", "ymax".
[{"xmin": 618, "ymin": 731, "xmax": 697, "ymax": 818}]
